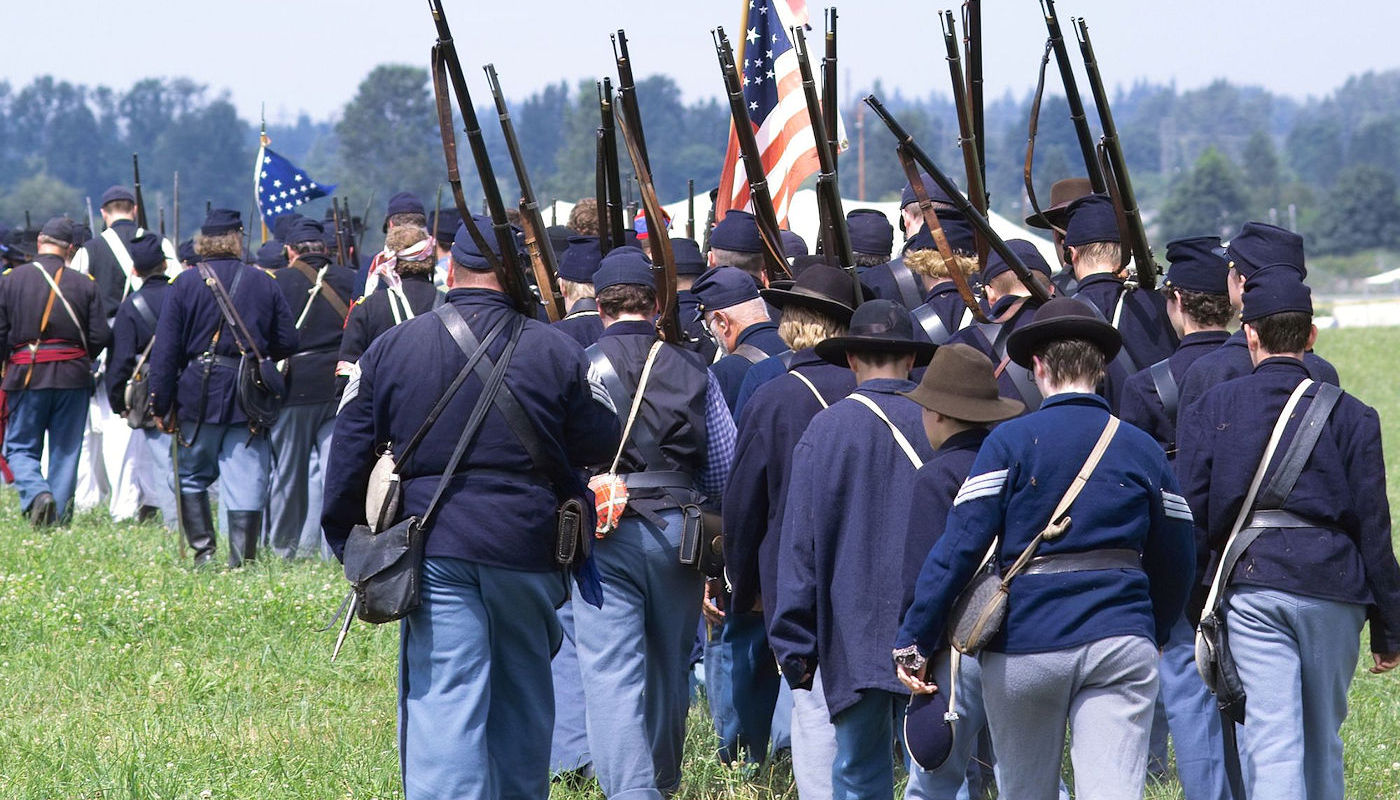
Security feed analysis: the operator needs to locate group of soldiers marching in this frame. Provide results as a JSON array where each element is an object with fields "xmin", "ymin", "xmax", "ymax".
[{"xmin": 2, "ymin": 121, "xmax": 1398, "ymax": 800}]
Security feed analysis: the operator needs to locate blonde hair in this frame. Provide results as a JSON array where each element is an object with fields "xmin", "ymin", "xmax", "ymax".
[
  {"xmin": 569, "ymin": 198, "xmax": 599, "ymax": 236},
  {"xmin": 194, "ymin": 231, "xmax": 242, "ymax": 259},
  {"xmin": 384, "ymin": 225, "xmax": 434, "ymax": 276},
  {"xmin": 778, "ymin": 305, "xmax": 847, "ymax": 351},
  {"xmin": 905, "ymin": 248, "xmax": 979, "ymax": 281}
]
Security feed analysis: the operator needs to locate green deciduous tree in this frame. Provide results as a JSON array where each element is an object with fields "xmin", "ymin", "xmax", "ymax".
[
  {"xmin": 1309, "ymin": 165, "xmax": 1400, "ymax": 255},
  {"xmin": 1158, "ymin": 147, "xmax": 1250, "ymax": 241},
  {"xmin": 336, "ymin": 65, "xmax": 440, "ymax": 214}
]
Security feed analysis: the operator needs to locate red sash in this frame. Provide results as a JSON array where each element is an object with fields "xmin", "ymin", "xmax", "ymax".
[{"xmin": 9, "ymin": 339, "xmax": 87, "ymax": 366}]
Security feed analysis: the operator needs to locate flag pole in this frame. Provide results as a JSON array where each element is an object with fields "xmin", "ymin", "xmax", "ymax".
[{"xmin": 258, "ymin": 103, "xmax": 270, "ymax": 244}]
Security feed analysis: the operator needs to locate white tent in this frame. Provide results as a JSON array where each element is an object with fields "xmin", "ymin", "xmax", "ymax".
[
  {"xmin": 1363, "ymin": 266, "xmax": 1400, "ymax": 286},
  {"xmin": 545, "ymin": 189, "xmax": 1060, "ymax": 267}
]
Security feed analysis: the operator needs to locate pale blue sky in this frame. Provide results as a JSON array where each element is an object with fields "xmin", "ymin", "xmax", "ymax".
[{"xmin": 10, "ymin": 0, "xmax": 1400, "ymax": 123}]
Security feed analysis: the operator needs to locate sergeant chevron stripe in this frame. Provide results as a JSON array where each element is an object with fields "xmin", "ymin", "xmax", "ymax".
[{"xmin": 953, "ymin": 469, "xmax": 1008, "ymax": 506}]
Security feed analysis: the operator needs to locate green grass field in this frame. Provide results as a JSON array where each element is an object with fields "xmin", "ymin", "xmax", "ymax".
[{"xmin": 1, "ymin": 327, "xmax": 1398, "ymax": 799}]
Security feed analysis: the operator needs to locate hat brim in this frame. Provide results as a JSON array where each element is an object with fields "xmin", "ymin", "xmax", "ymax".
[
  {"xmin": 1023, "ymin": 201, "xmax": 1072, "ymax": 231},
  {"xmin": 904, "ymin": 691, "xmax": 955, "ymax": 771},
  {"xmin": 815, "ymin": 335, "xmax": 936, "ymax": 368},
  {"xmin": 899, "ymin": 384, "xmax": 1025, "ymax": 423},
  {"xmin": 761, "ymin": 286, "xmax": 857, "ymax": 323},
  {"xmin": 1005, "ymin": 315, "xmax": 1122, "ymax": 368}
]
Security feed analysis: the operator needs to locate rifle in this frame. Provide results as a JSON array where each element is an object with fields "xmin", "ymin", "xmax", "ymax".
[
  {"xmin": 356, "ymin": 191, "xmax": 374, "ymax": 261},
  {"xmin": 1023, "ymin": 39, "xmax": 1057, "ymax": 231},
  {"xmin": 1041, "ymin": 0, "xmax": 1107, "ymax": 193},
  {"xmin": 428, "ymin": 0, "xmax": 534, "ymax": 312},
  {"xmin": 172, "ymin": 171, "xmax": 180, "ymax": 245},
  {"xmin": 598, "ymin": 80, "xmax": 627, "ymax": 249},
  {"xmin": 821, "ymin": 8, "xmax": 840, "ymax": 168},
  {"xmin": 712, "ymin": 26, "xmax": 790, "ymax": 282},
  {"xmin": 792, "ymin": 25, "xmax": 860, "ymax": 309},
  {"xmin": 132, "ymin": 154, "xmax": 149, "ymax": 230},
  {"xmin": 1075, "ymin": 17, "xmax": 1157, "ymax": 289},
  {"xmin": 614, "ymin": 91, "xmax": 680, "ymax": 344},
  {"xmin": 330, "ymin": 198, "xmax": 350, "ymax": 266},
  {"xmin": 159, "ymin": 208, "xmax": 166, "ymax": 239},
  {"xmin": 431, "ymin": 184, "xmax": 443, "ymax": 242},
  {"xmin": 686, "ymin": 179, "xmax": 695, "ymax": 240},
  {"xmin": 941, "ymin": 11, "xmax": 988, "ymax": 240},
  {"xmin": 85, "ymin": 196, "xmax": 97, "ymax": 235},
  {"xmin": 865, "ymin": 95, "xmax": 1053, "ymax": 306},
  {"xmin": 595, "ymin": 124, "xmax": 612, "ymax": 254},
  {"xmin": 963, "ymin": 0, "xmax": 985, "ymax": 195},
  {"xmin": 612, "ymin": 30, "xmax": 650, "ymax": 170},
  {"xmin": 485, "ymin": 63, "xmax": 566, "ymax": 321}
]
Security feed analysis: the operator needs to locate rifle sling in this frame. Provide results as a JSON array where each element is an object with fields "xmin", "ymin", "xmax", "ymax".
[
  {"xmin": 1149, "ymin": 358, "xmax": 1179, "ymax": 424},
  {"xmin": 889, "ymin": 259, "xmax": 925, "ymax": 311}
]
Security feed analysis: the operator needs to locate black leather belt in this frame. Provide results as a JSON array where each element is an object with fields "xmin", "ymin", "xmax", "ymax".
[
  {"xmin": 619, "ymin": 470, "xmax": 693, "ymax": 490},
  {"xmin": 1244, "ymin": 509, "xmax": 1320, "ymax": 530},
  {"xmin": 198, "ymin": 354, "xmax": 240, "ymax": 369},
  {"xmin": 1022, "ymin": 548, "xmax": 1142, "ymax": 576}
]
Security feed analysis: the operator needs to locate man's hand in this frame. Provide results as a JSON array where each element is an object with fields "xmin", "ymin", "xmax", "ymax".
[
  {"xmin": 1370, "ymin": 652, "xmax": 1400, "ymax": 674},
  {"xmin": 154, "ymin": 416, "xmax": 170, "ymax": 434},
  {"xmin": 896, "ymin": 662, "xmax": 939, "ymax": 695},
  {"xmin": 702, "ymin": 579, "xmax": 726, "ymax": 626}
]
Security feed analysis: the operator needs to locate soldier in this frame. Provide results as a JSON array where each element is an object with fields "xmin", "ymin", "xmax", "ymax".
[
  {"xmin": 1176, "ymin": 267, "xmax": 1400, "ymax": 800},
  {"xmin": 323, "ymin": 216, "xmax": 620, "ymax": 800},
  {"xmin": 71, "ymin": 185, "xmax": 179, "ymax": 314},
  {"xmin": 573, "ymin": 247, "xmax": 736, "ymax": 799},
  {"xmin": 860, "ymin": 172, "xmax": 954, "ymax": 309},
  {"xmin": 1176, "ymin": 222, "xmax": 1339, "ymax": 414},
  {"xmin": 431, "ymin": 208, "xmax": 462, "ymax": 287},
  {"xmin": 846, "ymin": 209, "xmax": 894, "ymax": 275},
  {"xmin": 889, "ymin": 344, "xmax": 1024, "ymax": 800},
  {"xmin": 708, "ymin": 210, "xmax": 770, "ymax": 287},
  {"xmin": 903, "ymin": 222, "xmax": 981, "ymax": 345},
  {"xmin": 672, "ymin": 237, "xmax": 717, "ymax": 363},
  {"xmin": 769, "ymin": 299, "xmax": 936, "ymax": 800},
  {"xmin": 254, "ymin": 240, "xmax": 288, "ymax": 272},
  {"xmin": 944, "ymin": 239, "xmax": 1053, "ymax": 412},
  {"xmin": 0, "ymin": 217, "xmax": 111, "ymax": 526},
  {"xmin": 358, "ymin": 191, "xmax": 427, "ymax": 296},
  {"xmin": 148, "ymin": 209, "xmax": 298, "ymax": 567},
  {"xmin": 892, "ymin": 297, "xmax": 1193, "ymax": 800},
  {"xmin": 337, "ymin": 224, "xmax": 443, "ymax": 392},
  {"xmin": 721, "ymin": 265, "xmax": 861, "ymax": 791},
  {"xmin": 552, "ymin": 235, "xmax": 605, "ymax": 348},
  {"xmin": 780, "ymin": 229, "xmax": 808, "ymax": 260},
  {"xmin": 1024, "ymin": 177, "xmax": 1092, "ymax": 295},
  {"xmin": 691, "ymin": 265, "xmax": 786, "ymax": 410},
  {"xmin": 104, "ymin": 232, "xmax": 178, "ymax": 529},
  {"xmin": 1063, "ymin": 194, "xmax": 1177, "ymax": 371},
  {"xmin": 265, "ymin": 219, "xmax": 354, "ymax": 559}
]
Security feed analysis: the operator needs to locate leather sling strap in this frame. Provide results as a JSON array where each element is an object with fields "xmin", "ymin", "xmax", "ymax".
[
  {"xmin": 390, "ymin": 314, "xmax": 509, "ymax": 475},
  {"xmin": 31, "ymin": 262, "xmax": 87, "ymax": 353},
  {"xmin": 732, "ymin": 342, "xmax": 767, "ymax": 365},
  {"xmin": 849, "ymin": 392, "xmax": 924, "ymax": 469},
  {"xmin": 975, "ymin": 297, "xmax": 1041, "ymax": 408},
  {"xmin": 1149, "ymin": 358, "xmax": 1179, "ymax": 424},
  {"xmin": 606, "ymin": 341, "xmax": 665, "ymax": 474},
  {"xmin": 130, "ymin": 293, "xmax": 158, "ymax": 333},
  {"xmin": 912, "ymin": 303, "xmax": 952, "ymax": 344},
  {"xmin": 436, "ymin": 304, "xmax": 552, "ymax": 473},
  {"xmin": 586, "ymin": 341, "xmax": 670, "ymax": 472},
  {"xmin": 419, "ymin": 316, "xmax": 524, "ymax": 528},
  {"xmin": 290, "ymin": 259, "xmax": 351, "ymax": 320},
  {"xmin": 1074, "ymin": 291, "xmax": 1139, "ymax": 374},
  {"xmin": 100, "ymin": 227, "xmax": 140, "ymax": 300},
  {"xmin": 790, "ymin": 370, "xmax": 829, "ymax": 409},
  {"xmin": 889, "ymin": 258, "xmax": 925, "ymax": 310},
  {"xmin": 199, "ymin": 264, "xmax": 263, "ymax": 361},
  {"xmin": 1254, "ymin": 382, "xmax": 1342, "ymax": 511}
]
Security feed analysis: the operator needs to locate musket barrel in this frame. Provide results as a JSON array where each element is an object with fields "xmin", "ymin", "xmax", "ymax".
[
  {"xmin": 1042, "ymin": 0, "xmax": 1107, "ymax": 193},
  {"xmin": 793, "ymin": 25, "xmax": 857, "ymax": 303}
]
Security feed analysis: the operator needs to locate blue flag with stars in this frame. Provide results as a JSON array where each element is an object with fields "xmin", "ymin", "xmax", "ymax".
[{"xmin": 255, "ymin": 145, "xmax": 334, "ymax": 228}]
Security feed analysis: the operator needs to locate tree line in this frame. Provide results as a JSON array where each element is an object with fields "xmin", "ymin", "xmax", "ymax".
[{"xmin": 2, "ymin": 67, "xmax": 1398, "ymax": 266}]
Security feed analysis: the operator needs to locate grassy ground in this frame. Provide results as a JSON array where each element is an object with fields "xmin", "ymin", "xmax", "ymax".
[{"xmin": 0, "ymin": 328, "xmax": 1397, "ymax": 799}]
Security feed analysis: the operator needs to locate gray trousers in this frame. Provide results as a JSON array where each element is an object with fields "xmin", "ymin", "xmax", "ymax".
[
  {"xmin": 790, "ymin": 668, "xmax": 838, "ymax": 800},
  {"xmin": 1226, "ymin": 587, "xmax": 1365, "ymax": 800},
  {"xmin": 265, "ymin": 401, "xmax": 336, "ymax": 559},
  {"xmin": 981, "ymin": 635, "xmax": 1158, "ymax": 800}
]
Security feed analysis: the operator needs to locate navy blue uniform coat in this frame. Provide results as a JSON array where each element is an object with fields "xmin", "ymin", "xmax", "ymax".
[
  {"xmin": 0, "ymin": 254, "xmax": 111, "ymax": 391},
  {"xmin": 769, "ymin": 378, "xmax": 935, "ymax": 718},
  {"xmin": 1176, "ymin": 328, "xmax": 1339, "ymax": 415},
  {"xmin": 1176, "ymin": 358, "xmax": 1400, "ymax": 652},
  {"xmin": 711, "ymin": 321, "xmax": 786, "ymax": 412},
  {"xmin": 1118, "ymin": 329, "xmax": 1229, "ymax": 459},
  {"xmin": 322, "ymin": 289, "xmax": 620, "ymax": 572},
  {"xmin": 552, "ymin": 298, "xmax": 605, "ymax": 349},
  {"xmin": 105, "ymin": 275, "xmax": 172, "ymax": 413},
  {"xmin": 272, "ymin": 255, "xmax": 355, "ymax": 405},
  {"xmin": 894, "ymin": 393, "xmax": 1194, "ymax": 660},
  {"xmin": 1073, "ymin": 273, "xmax": 1177, "ymax": 370},
  {"xmin": 723, "ymin": 349, "xmax": 857, "ymax": 617}
]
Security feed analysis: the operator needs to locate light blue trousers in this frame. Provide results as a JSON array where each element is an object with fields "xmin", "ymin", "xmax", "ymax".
[
  {"xmin": 1156, "ymin": 617, "xmax": 1231, "ymax": 800},
  {"xmin": 5, "ymin": 387, "xmax": 88, "ymax": 518},
  {"xmin": 1226, "ymin": 587, "xmax": 1365, "ymax": 800},
  {"xmin": 550, "ymin": 597, "xmax": 592, "ymax": 775},
  {"xmin": 265, "ymin": 401, "xmax": 335, "ymax": 558},
  {"xmin": 790, "ymin": 668, "xmax": 839, "ymax": 800},
  {"xmin": 399, "ymin": 557, "xmax": 567, "ymax": 800},
  {"xmin": 177, "ymin": 422, "xmax": 268, "ymax": 510},
  {"xmin": 831, "ymin": 688, "xmax": 907, "ymax": 800},
  {"xmin": 573, "ymin": 510, "xmax": 703, "ymax": 799},
  {"xmin": 138, "ymin": 428, "xmax": 177, "ymax": 530}
]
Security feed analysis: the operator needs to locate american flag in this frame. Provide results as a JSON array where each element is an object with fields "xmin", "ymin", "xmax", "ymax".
[
  {"xmin": 254, "ymin": 143, "xmax": 335, "ymax": 228},
  {"xmin": 716, "ymin": 0, "xmax": 836, "ymax": 225}
]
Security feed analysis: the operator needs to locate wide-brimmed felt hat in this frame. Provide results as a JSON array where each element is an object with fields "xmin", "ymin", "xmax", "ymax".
[
  {"xmin": 904, "ymin": 691, "xmax": 955, "ymax": 772},
  {"xmin": 1005, "ymin": 297, "xmax": 1122, "ymax": 368},
  {"xmin": 761, "ymin": 264, "xmax": 862, "ymax": 323},
  {"xmin": 1024, "ymin": 177, "xmax": 1092, "ymax": 230},
  {"xmin": 901, "ymin": 343, "xmax": 1024, "ymax": 422},
  {"xmin": 815, "ymin": 299, "xmax": 936, "ymax": 367}
]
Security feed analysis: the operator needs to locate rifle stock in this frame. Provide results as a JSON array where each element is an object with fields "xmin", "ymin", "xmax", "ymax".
[
  {"xmin": 485, "ymin": 63, "xmax": 565, "ymax": 321},
  {"xmin": 615, "ymin": 95, "xmax": 680, "ymax": 344},
  {"xmin": 865, "ymin": 95, "xmax": 1053, "ymax": 306},
  {"xmin": 711, "ymin": 26, "xmax": 790, "ymax": 282},
  {"xmin": 428, "ymin": 0, "xmax": 534, "ymax": 312},
  {"xmin": 1074, "ymin": 17, "xmax": 1157, "ymax": 289},
  {"xmin": 1041, "ymin": 0, "xmax": 1107, "ymax": 193},
  {"xmin": 793, "ymin": 25, "xmax": 860, "ymax": 309}
]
